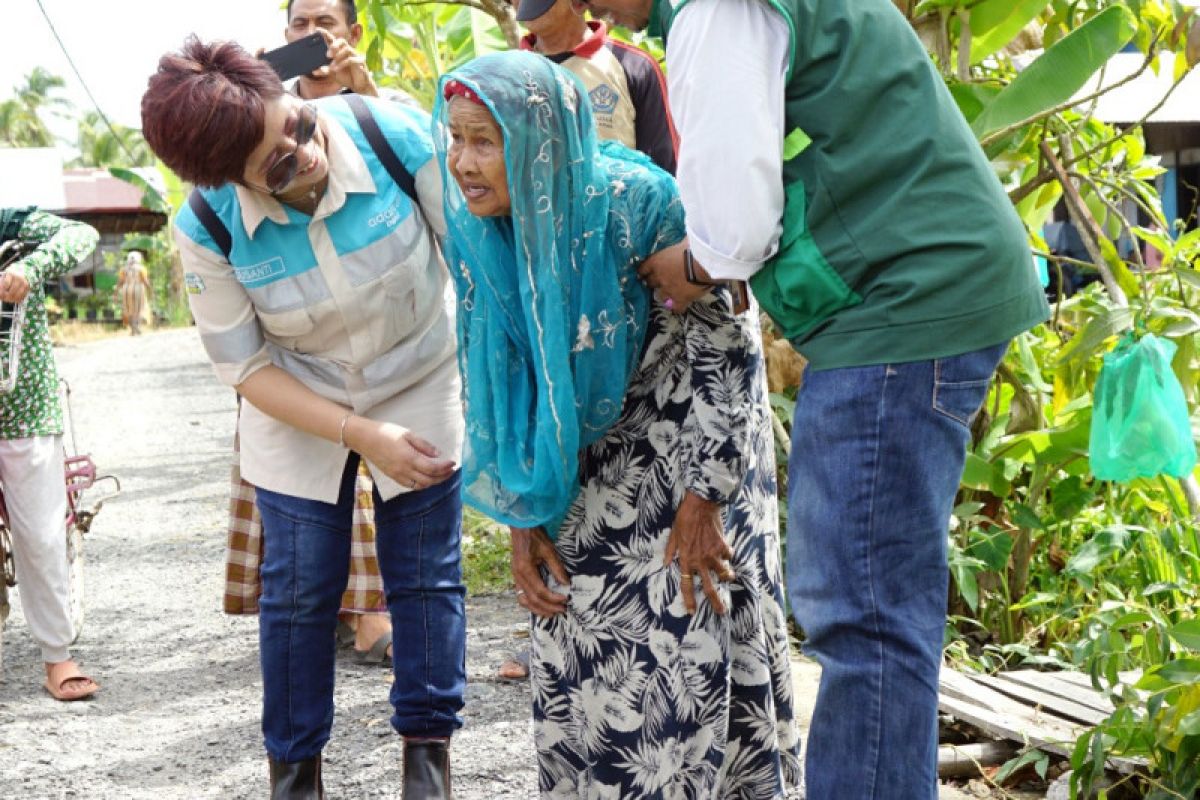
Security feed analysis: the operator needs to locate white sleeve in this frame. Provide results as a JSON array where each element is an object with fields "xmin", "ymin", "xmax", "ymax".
[{"xmin": 668, "ymin": 0, "xmax": 790, "ymax": 281}]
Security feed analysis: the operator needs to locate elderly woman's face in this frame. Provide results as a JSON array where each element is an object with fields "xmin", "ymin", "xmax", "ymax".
[
  {"xmin": 242, "ymin": 96, "xmax": 328, "ymax": 199},
  {"xmin": 447, "ymin": 97, "xmax": 510, "ymax": 217}
]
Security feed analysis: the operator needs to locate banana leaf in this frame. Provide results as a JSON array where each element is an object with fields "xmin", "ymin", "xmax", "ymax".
[
  {"xmin": 108, "ymin": 167, "xmax": 170, "ymax": 215},
  {"xmin": 971, "ymin": 6, "xmax": 1138, "ymax": 139},
  {"xmin": 967, "ymin": 0, "xmax": 1048, "ymax": 63}
]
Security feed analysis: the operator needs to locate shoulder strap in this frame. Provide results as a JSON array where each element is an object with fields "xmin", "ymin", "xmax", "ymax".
[
  {"xmin": 343, "ymin": 93, "xmax": 418, "ymax": 204},
  {"xmin": 187, "ymin": 190, "xmax": 232, "ymax": 262}
]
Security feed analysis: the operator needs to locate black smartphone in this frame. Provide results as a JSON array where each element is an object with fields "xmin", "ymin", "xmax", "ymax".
[{"xmin": 260, "ymin": 33, "xmax": 331, "ymax": 82}]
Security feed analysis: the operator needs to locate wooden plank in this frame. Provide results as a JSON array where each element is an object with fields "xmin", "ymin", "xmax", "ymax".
[
  {"xmin": 938, "ymin": 668, "xmax": 1144, "ymax": 775},
  {"xmin": 975, "ymin": 672, "xmax": 1112, "ymax": 726},
  {"xmin": 938, "ymin": 692, "xmax": 1078, "ymax": 758},
  {"xmin": 940, "ymin": 669, "xmax": 1083, "ymax": 746},
  {"xmin": 997, "ymin": 670, "xmax": 1115, "ymax": 716}
]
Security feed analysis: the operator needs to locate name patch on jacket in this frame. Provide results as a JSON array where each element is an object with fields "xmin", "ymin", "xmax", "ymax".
[{"xmin": 234, "ymin": 257, "xmax": 287, "ymax": 287}]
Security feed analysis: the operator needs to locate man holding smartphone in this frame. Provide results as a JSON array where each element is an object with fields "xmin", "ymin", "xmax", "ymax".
[{"xmin": 284, "ymin": 0, "xmax": 415, "ymax": 104}]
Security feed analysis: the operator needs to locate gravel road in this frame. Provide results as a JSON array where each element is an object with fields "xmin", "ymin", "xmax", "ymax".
[
  {"xmin": 0, "ymin": 327, "xmax": 1030, "ymax": 800},
  {"xmin": 0, "ymin": 328, "xmax": 536, "ymax": 799}
]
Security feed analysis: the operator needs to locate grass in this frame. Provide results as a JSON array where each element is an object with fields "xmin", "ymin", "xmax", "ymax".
[{"xmin": 462, "ymin": 508, "xmax": 513, "ymax": 596}]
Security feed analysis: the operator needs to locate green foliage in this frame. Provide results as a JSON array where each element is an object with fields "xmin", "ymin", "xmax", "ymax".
[
  {"xmin": 72, "ymin": 111, "xmax": 155, "ymax": 169},
  {"xmin": 901, "ymin": 3, "xmax": 1200, "ymax": 795},
  {"xmin": 359, "ymin": 0, "xmax": 515, "ymax": 109},
  {"xmin": 462, "ymin": 508, "xmax": 513, "ymax": 595},
  {"xmin": 966, "ymin": 0, "xmax": 1049, "ymax": 63},
  {"xmin": 0, "ymin": 67, "xmax": 71, "ymax": 147},
  {"xmin": 970, "ymin": 6, "xmax": 1138, "ymax": 140}
]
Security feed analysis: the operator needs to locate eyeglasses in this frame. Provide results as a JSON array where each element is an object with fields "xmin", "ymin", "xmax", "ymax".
[{"xmin": 264, "ymin": 103, "xmax": 319, "ymax": 195}]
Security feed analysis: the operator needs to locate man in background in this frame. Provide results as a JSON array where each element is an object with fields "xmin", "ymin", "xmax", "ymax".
[
  {"xmin": 286, "ymin": 0, "xmax": 394, "ymax": 102},
  {"xmin": 516, "ymin": 0, "xmax": 677, "ymax": 174}
]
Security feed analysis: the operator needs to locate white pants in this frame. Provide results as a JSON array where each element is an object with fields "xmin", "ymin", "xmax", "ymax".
[{"xmin": 1, "ymin": 435, "xmax": 72, "ymax": 663}]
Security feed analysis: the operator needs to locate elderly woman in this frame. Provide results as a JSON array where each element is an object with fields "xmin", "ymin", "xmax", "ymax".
[
  {"xmin": 115, "ymin": 250, "xmax": 152, "ymax": 335},
  {"xmin": 437, "ymin": 51, "xmax": 801, "ymax": 798},
  {"xmin": 141, "ymin": 38, "xmax": 463, "ymax": 799}
]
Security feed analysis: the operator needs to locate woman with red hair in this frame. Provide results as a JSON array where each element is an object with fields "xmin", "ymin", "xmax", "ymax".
[{"xmin": 141, "ymin": 37, "xmax": 463, "ymax": 799}]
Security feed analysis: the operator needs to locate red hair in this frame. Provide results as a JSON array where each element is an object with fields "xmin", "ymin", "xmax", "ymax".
[{"xmin": 141, "ymin": 37, "xmax": 284, "ymax": 188}]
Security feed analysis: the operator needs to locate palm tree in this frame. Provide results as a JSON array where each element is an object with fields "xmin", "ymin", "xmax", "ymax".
[
  {"xmin": 71, "ymin": 111, "xmax": 154, "ymax": 168},
  {"xmin": 0, "ymin": 67, "xmax": 72, "ymax": 148}
]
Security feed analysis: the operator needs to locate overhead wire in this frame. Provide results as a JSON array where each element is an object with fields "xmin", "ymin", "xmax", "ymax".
[{"xmin": 32, "ymin": 0, "xmax": 139, "ymax": 164}]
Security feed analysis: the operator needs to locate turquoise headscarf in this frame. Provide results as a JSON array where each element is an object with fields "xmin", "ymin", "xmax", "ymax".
[{"xmin": 435, "ymin": 51, "xmax": 682, "ymax": 533}]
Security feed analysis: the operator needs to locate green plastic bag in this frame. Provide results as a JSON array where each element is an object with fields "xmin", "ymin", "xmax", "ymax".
[{"xmin": 1090, "ymin": 333, "xmax": 1198, "ymax": 482}]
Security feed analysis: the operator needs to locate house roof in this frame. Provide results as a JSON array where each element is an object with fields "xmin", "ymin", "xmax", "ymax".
[
  {"xmin": 0, "ymin": 149, "xmax": 167, "ymax": 234},
  {"xmin": 1077, "ymin": 51, "xmax": 1200, "ymax": 125},
  {"xmin": 62, "ymin": 167, "xmax": 151, "ymax": 214}
]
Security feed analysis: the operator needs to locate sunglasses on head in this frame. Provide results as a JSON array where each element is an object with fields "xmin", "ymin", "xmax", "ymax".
[{"xmin": 265, "ymin": 103, "xmax": 319, "ymax": 195}]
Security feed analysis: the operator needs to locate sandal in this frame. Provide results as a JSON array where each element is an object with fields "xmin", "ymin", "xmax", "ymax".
[
  {"xmin": 43, "ymin": 661, "xmax": 99, "ymax": 702},
  {"xmin": 354, "ymin": 631, "xmax": 393, "ymax": 666},
  {"xmin": 335, "ymin": 618, "xmax": 356, "ymax": 649},
  {"xmin": 497, "ymin": 647, "xmax": 530, "ymax": 681}
]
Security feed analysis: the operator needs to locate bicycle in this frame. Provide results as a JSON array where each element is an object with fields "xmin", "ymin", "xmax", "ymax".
[{"xmin": 0, "ymin": 239, "xmax": 119, "ymax": 677}]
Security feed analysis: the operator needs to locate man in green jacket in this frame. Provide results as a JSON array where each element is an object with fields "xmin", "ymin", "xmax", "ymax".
[
  {"xmin": 0, "ymin": 207, "xmax": 100, "ymax": 701},
  {"xmin": 578, "ymin": 0, "xmax": 1049, "ymax": 797}
]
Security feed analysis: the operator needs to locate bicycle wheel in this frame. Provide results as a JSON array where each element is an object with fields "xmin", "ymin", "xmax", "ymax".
[
  {"xmin": 1, "ymin": 526, "xmax": 12, "ymax": 678},
  {"xmin": 66, "ymin": 523, "xmax": 84, "ymax": 642},
  {"xmin": 1, "ymin": 579, "xmax": 7, "ymax": 679}
]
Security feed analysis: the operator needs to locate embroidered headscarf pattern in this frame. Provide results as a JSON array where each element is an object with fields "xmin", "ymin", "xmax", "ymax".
[{"xmin": 435, "ymin": 52, "xmax": 681, "ymax": 533}]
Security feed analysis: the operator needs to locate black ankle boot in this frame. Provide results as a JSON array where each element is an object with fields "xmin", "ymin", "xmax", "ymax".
[
  {"xmin": 269, "ymin": 755, "xmax": 324, "ymax": 800},
  {"xmin": 402, "ymin": 737, "xmax": 451, "ymax": 799}
]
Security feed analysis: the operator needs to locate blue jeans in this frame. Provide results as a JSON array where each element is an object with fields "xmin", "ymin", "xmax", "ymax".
[
  {"xmin": 787, "ymin": 342, "xmax": 1008, "ymax": 800},
  {"xmin": 255, "ymin": 460, "xmax": 466, "ymax": 762}
]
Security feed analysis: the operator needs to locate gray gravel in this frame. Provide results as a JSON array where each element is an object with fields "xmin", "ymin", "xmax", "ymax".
[
  {"xmin": 0, "ymin": 327, "xmax": 1041, "ymax": 800},
  {"xmin": 0, "ymin": 328, "xmax": 535, "ymax": 799}
]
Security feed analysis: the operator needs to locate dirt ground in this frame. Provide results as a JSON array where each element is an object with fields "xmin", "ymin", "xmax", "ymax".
[{"xmin": 0, "ymin": 328, "xmax": 1036, "ymax": 799}]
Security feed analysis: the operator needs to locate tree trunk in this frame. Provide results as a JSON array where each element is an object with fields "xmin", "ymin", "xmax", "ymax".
[{"xmin": 479, "ymin": 0, "xmax": 521, "ymax": 49}]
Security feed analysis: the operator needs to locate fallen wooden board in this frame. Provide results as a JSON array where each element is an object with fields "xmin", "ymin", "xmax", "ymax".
[
  {"xmin": 939, "ymin": 668, "xmax": 1082, "ymax": 756},
  {"xmin": 989, "ymin": 669, "xmax": 1116, "ymax": 717},
  {"xmin": 974, "ymin": 672, "xmax": 1112, "ymax": 726},
  {"xmin": 938, "ymin": 668, "xmax": 1143, "ymax": 774}
]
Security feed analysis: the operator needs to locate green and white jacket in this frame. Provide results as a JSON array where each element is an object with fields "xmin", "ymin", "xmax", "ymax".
[
  {"xmin": 652, "ymin": 0, "xmax": 1049, "ymax": 369},
  {"xmin": 0, "ymin": 209, "xmax": 99, "ymax": 439}
]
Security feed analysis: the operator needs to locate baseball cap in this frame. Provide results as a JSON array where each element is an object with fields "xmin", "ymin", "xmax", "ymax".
[{"xmin": 515, "ymin": 0, "xmax": 557, "ymax": 22}]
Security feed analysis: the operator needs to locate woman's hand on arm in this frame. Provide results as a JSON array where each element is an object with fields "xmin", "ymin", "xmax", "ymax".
[
  {"xmin": 236, "ymin": 365, "xmax": 455, "ymax": 490},
  {"xmin": 638, "ymin": 240, "xmax": 711, "ymax": 313},
  {"xmin": 509, "ymin": 526, "xmax": 570, "ymax": 618},
  {"xmin": 664, "ymin": 491, "xmax": 735, "ymax": 615}
]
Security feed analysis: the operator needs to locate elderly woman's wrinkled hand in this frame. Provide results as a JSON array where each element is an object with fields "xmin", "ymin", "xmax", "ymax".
[
  {"xmin": 665, "ymin": 492, "xmax": 735, "ymax": 615},
  {"xmin": 509, "ymin": 526, "xmax": 570, "ymax": 618},
  {"xmin": 0, "ymin": 266, "xmax": 31, "ymax": 304},
  {"xmin": 344, "ymin": 417, "xmax": 455, "ymax": 491},
  {"xmin": 638, "ymin": 241, "xmax": 708, "ymax": 314}
]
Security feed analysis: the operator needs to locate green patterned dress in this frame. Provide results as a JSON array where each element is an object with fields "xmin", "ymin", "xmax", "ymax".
[{"xmin": 0, "ymin": 209, "xmax": 99, "ymax": 440}]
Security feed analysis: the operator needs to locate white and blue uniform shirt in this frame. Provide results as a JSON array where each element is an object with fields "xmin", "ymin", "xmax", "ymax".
[{"xmin": 175, "ymin": 96, "xmax": 462, "ymax": 502}]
